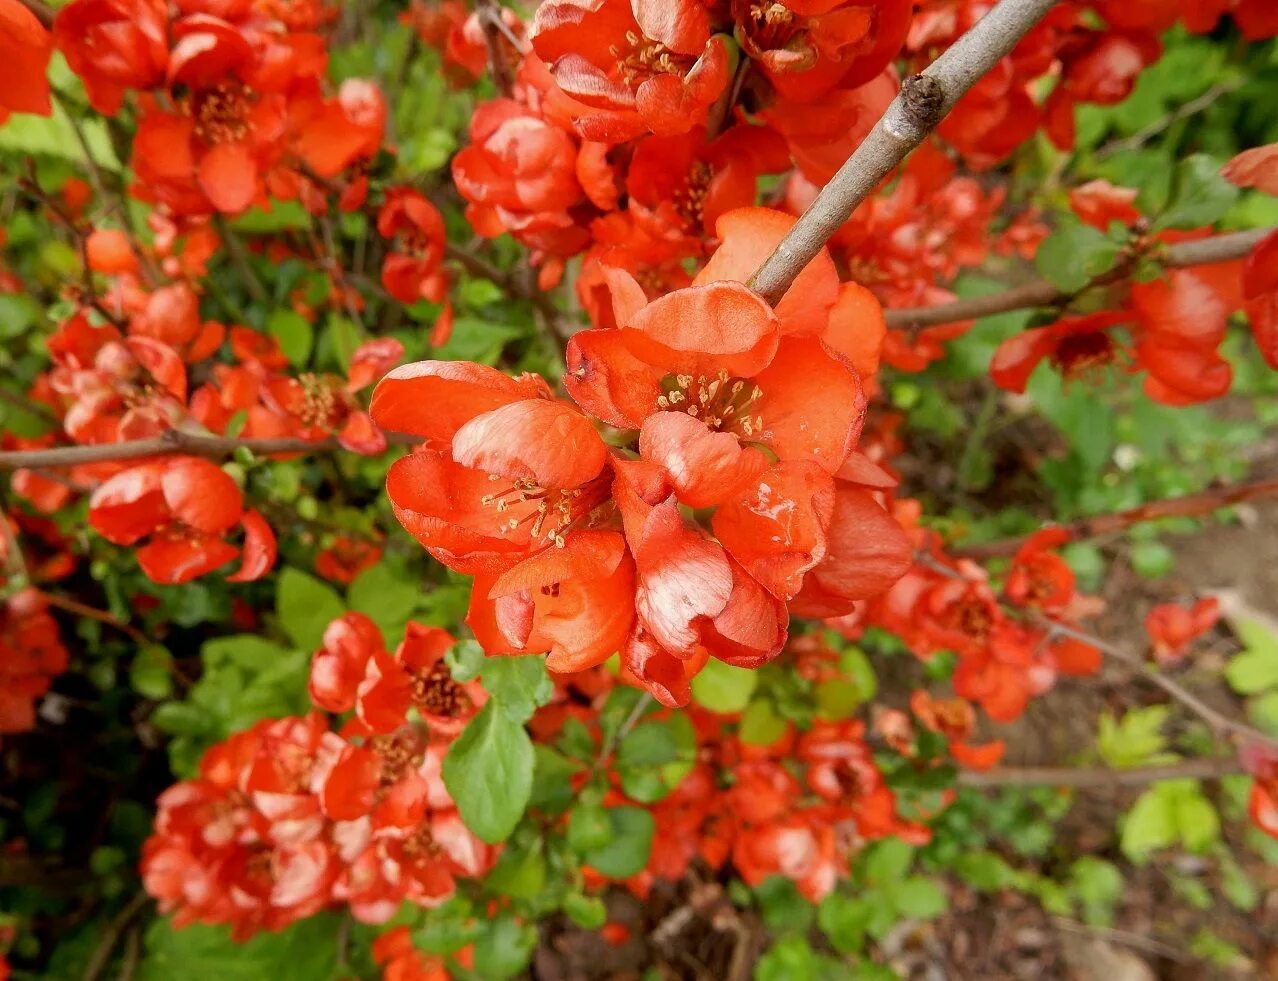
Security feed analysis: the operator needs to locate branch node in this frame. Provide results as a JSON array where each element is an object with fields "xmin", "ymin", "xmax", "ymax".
[{"xmin": 902, "ymin": 74, "xmax": 945, "ymax": 126}]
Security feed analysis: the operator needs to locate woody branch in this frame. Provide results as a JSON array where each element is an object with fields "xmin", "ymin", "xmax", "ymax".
[
  {"xmin": 884, "ymin": 226, "xmax": 1273, "ymax": 330},
  {"xmin": 0, "ymin": 429, "xmax": 418, "ymax": 471},
  {"xmin": 955, "ymin": 473, "xmax": 1278, "ymax": 559},
  {"xmin": 747, "ymin": 0, "xmax": 1061, "ymax": 305}
]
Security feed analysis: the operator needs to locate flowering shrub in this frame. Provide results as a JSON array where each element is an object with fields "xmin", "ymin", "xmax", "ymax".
[{"xmin": 3, "ymin": 0, "xmax": 1278, "ymax": 976}]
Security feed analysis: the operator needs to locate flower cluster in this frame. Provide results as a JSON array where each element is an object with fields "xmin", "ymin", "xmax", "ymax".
[
  {"xmin": 373, "ymin": 206, "xmax": 913, "ymax": 705},
  {"xmin": 0, "ymin": 588, "xmax": 68, "ymax": 735},
  {"xmin": 52, "ymin": 0, "xmax": 383, "ymax": 217},
  {"xmin": 990, "ymin": 180, "xmax": 1246, "ymax": 404},
  {"xmin": 142, "ymin": 618, "xmax": 495, "ymax": 937}
]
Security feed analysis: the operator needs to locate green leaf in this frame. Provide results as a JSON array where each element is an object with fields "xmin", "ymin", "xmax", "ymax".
[
  {"xmin": 130, "ymin": 644, "xmax": 174, "ymax": 700},
  {"xmin": 1224, "ymin": 619, "xmax": 1278, "ymax": 695},
  {"xmin": 755, "ymin": 876, "xmax": 815, "ymax": 935},
  {"xmin": 951, "ymin": 851, "xmax": 1017, "ymax": 892},
  {"xmin": 817, "ymin": 893, "xmax": 874, "ymax": 953},
  {"xmin": 739, "ymin": 699, "xmax": 789, "ymax": 746},
  {"xmin": 580, "ymin": 807, "xmax": 654, "ymax": 878},
  {"xmin": 567, "ymin": 802, "xmax": 614, "ymax": 853},
  {"xmin": 1121, "ymin": 786, "xmax": 1177, "ymax": 862},
  {"xmin": 1217, "ymin": 849, "xmax": 1258, "ymax": 912},
  {"xmin": 484, "ymin": 839, "xmax": 546, "ymax": 900},
  {"xmin": 1097, "ymin": 706, "xmax": 1170, "ymax": 768},
  {"xmin": 563, "ymin": 893, "xmax": 608, "ymax": 930},
  {"xmin": 1154, "ymin": 154, "xmax": 1239, "ymax": 231},
  {"xmin": 275, "ymin": 568, "xmax": 345, "ymax": 650},
  {"xmin": 1067, "ymin": 857, "xmax": 1123, "ymax": 926},
  {"xmin": 860, "ymin": 839, "xmax": 914, "ymax": 886},
  {"xmin": 1173, "ymin": 789, "xmax": 1220, "ymax": 853},
  {"xmin": 266, "ymin": 309, "xmax": 313, "ymax": 366},
  {"xmin": 888, "ymin": 877, "xmax": 947, "ymax": 919},
  {"xmin": 480, "ymin": 655, "xmax": 554, "ymax": 723},
  {"xmin": 691, "ymin": 658, "xmax": 758, "ymax": 713},
  {"xmin": 472, "ymin": 916, "xmax": 536, "ymax": 980},
  {"xmin": 529, "ymin": 745, "xmax": 579, "ymax": 811},
  {"xmin": 442, "ymin": 701, "xmax": 534, "ymax": 844},
  {"xmin": 1034, "ymin": 218, "xmax": 1121, "ymax": 293},
  {"xmin": 138, "ymin": 914, "xmax": 343, "ymax": 981},
  {"xmin": 346, "ymin": 561, "xmax": 419, "ymax": 645}
]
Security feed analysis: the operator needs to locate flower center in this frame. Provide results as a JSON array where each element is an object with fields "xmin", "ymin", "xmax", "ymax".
[
  {"xmin": 296, "ymin": 372, "xmax": 345, "ymax": 428},
  {"xmin": 612, "ymin": 31, "xmax": 694, "ymax": 87},
  {"xmin": 673, "ymin": 161, "xmax": 713, "ymax": 231},
  {"xmin": 746, "ymin": 2, "xmax": 801, "ymax": 50},
  {"xmin": 187, "ymin": 81, "xmax": 254, "ymax": 145},
  {"xmin": 481, "ymin": 476, "xmax": 603, "ymax": 547},
  {"xmin": 398, "ymin": 824, "xmax": 443, "ymax": 859},
  {"xmin": 657, "ymin": 371, "xmax": 765, "ymax": 437},
  {"xmin": 1051, "ymin": 330, "xmax": 1118, "ymax": 380},
  {"xmin": 412, "ymin": 660, "xmax": 469, "ymax": 718},
  {"xmin": 953, "ymin": 598, "xmax": 994, "ymax": 640},
  {"xmin": 371, "ymin": 731, "xmax": 426, "ymax": 786}
]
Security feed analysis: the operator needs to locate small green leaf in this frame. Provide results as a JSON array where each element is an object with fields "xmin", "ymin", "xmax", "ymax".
[
  {"xmin": 1034, "ymin": 218, "xmax": 1121, "ymax": 293},
  {"xmin": 739, "ymin": 699, "xmax": 789, "ymax": 746},
  {"xmin": 480, "ymin": 656, "xmax": 554, "ymax": 723},
  {"xmin": 347, "ymin": 563, "xmax": 420, "ymax": 645},
  {"xmin": 859, "ymin": 839, "xmax": 913, "ymax": 886},
  {"xmin": 1121, "ymin": 786, "xmax": 1177, "ymax": 862},
  {"xmin": 1097, "ymin": 706, "xmax": 1170, "ymax": 768},
  {"xmin": 130, "ymin": 644, "xmax": 174, "ymax": 700},
  {"xmin": 1224, "ymin": 619, "xmax": 1278, "ymax": 695},
  {"xmin": 580, "ymin": 807, "xmax": 654, "ymax": 878},
  {"xmin": 266, "ymin": 309, "xmax": 313, "ymax": 366},
  {"xmin": 472, "ymin": 916, "xmax": 536, "ymax": 980},
  {"xmin": 442, "ymin": 701, "xmax": 534, "ymax": 844},
  {"xmin": 691, "ymin": 658, "xmax": 757, "ymax": 713},
  {"xmin": 563, "ymin": 893, "xmax": 608, "ymax": 930},
  {"xmin": 889, "ymin": 877, "xmax": 947, "ymax": 919},
  {"xmin": 275, "ymin": 568, "xmax": 344, "ymax": 650},
  {"xmin": 1155, "ymin": 154, "xmax": 1239, "ymax": 231}
]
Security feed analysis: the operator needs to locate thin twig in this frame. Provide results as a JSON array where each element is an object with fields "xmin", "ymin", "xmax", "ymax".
[
  {"xmin": 957, "ymin": 756, "xmax": 1243, "ymax": 788},
  {"xmin": 475, "ymin": 0, "xmax": 514, "ymax": 96},
  {"xmin": 41, "ymin": 593, "xmax": 149, "ymax": 646},
  {"xmin": 1042, "ymin": 617, "xmax": 1277, "ymax": 750},
  {"xmin": 587, "ymin": 693, "xmax": 654, "ymax": 782},
  {"xmin": 213, "ymin": 215, "xmax": 269, "ymax": 304},
  {"xmin": 15, "ymin": 0, "xmax": 53, "ymax": 28},
  {"xmin": 1095, "ymin": 80, "xmax": 1242, "ymax": 161},
  {"xmin": 884, "ymin": 227, "xmax": 1272, "ymax": 330},
  {"xmin": 0, "ymin": 429, "xmax": 419, "ymax": 471},
  {"xmin": 1050, "ymin": 918, "xmax": 1190, "ymax": 963},
  {"xmin": 747, "ymin": 0, "xmax": 1060, "ymax": 305},
  {"xmin": 0, "ymin": 386, "xmax": 59, "ymax": 427},
  {"xmin": 19, "ymin": 166, "xmax": 125, "ymax": 328},
  {"xmin": 81, "ymin": 892, "xmax": 150, "ymax": 981},
  {"xmin": 953, "ymin": 474, "xmax": 1278, "ymax": 559}
]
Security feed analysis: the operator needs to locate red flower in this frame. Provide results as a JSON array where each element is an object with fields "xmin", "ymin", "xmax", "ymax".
[
  {"xmin": 309, "ymin": 611, "xmax": 384, "ymax": 713},
  {"xmin": 734, "ymin": 0, "xmax": 912, "ymax": 101},
  {"xmin": 377, "ymin": 188, "xmax": 453, "ymax": 343},
  {"xmin": 468, "ymin": 529, "xmax": 637, "ymax": 673},
  {"xmin": 531, "ymin": 0, "xmax": 731, "ymax": 142},
  {"xmin": 0, "ymin": 588, "xmax": 69, "ymax": 734},
  {"xmin": 0, "ymin": 0, "xmax": 53, "ymax": 124},
  {"xmin": 53, "ymin": 0, "xmax": 169, "ymax": 115},
  {"xmin": 130, "ymin": 283, "xmax": 226, "ymax": 362},
  {"xmin": 315, "ymin": 534, "xmax": 383, "ymax": 585},
  {"xmin": 372, "ymin": 361, "xmax": 609, "ymax": 573},
  {"xmin": 356, "ymin": 623, "xmax": 485, "ymax": 738},
  {"xmin": 88, "ymin": 456, "xmax": 275, "ymax": 583},
  {"xmin": 1144, "ymin": 597, "xmax": 1219, "ymax": 665},
  {"xmin": 1242, "ymin": 229, "xmax": 1278, "ymax": 370},
  {"xmin": 910, "ymin": 690, "xmax": 1005, "ymax": 770},
  {"xmin": 451, "ymin": 97, "xmax": 593, "ymax": 265}
]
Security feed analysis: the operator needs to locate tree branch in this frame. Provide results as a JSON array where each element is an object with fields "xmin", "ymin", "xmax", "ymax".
[
  {"xmin": 0, "ymin": 429, "xmax": 418, "ymax": 471},
  {"xmin": 16, "ymin": 0, "xmax": 53, "ymax": 28},
  {"xmin": 957, "ymin": 756, "xmax": 1243, "ymax": 788},
  {"xmin": 885, "ymin": 227, "xmax": 1273, "ymax": 330},
  {"xmin": 954, "ymin": 474, "xmax": 1278, "ymax": 559},
  {"xmin": 747, "ymin": 0, "xmax": 1060, "ymax": 305}
]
